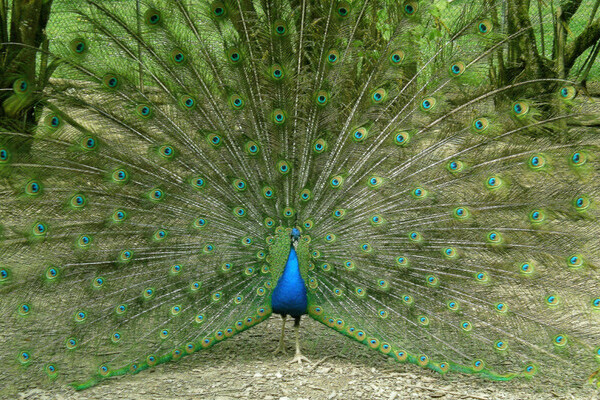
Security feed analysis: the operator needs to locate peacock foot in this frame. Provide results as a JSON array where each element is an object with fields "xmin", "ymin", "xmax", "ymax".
[
  {"xmin": 273, "ymin": 342, "xmax": 288, "ymax": 355},
  {"xmin": 288, "ymin": 352, "xmax": 311, "ymax": 365}
]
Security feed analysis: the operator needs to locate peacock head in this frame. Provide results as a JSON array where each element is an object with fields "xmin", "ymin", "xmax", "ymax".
[{"xmin": 291, "ymin": 228, "xmax": 300, "ymax": 246}]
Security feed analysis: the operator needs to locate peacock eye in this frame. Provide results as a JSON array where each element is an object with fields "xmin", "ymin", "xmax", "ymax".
[
  {"xmin": 390, "ymin": 49, "xmax": 404, "ymax": 65},
  {"xmin": 478, "ymin": 20, "xmax": 493, "ymax": 35},
  {"xmin": 213, "ymin": 5, "xmax": 224, "ymax": 17},
  {"xmin": 70, "ymin": 38, "xmax": 87, "ymax": 54},
  {"xmin": 145, "ymin": 8, "xmax": 162, "ymax": 25},
  {"xmin": 327, "ymin": 49, "xmax": 340, "ymax": 65},
  {"xmin": 450, "ymin": 62, "xmax": 465, "ymax": 75},
  {"xmin": 273, "ymin": 20, "xmax": 287, "ymax": 36},
  {"xmin": 181, "ymin": 95, "xmax": 196, "ymax": 109},
  {"xmin": 421, "ymin": 98, "xmax": 435, "ymax": 110},
  {"xmin": 81, "ymin": 136, "xmax": 97, "ymax": 150},
  {"xmin": 230, "ymin": 95, "xmax": 244, "ymax": 109},
  {"xmin": 372, "ymin": 89, "xmax": 386, "ymax": 104},
  {"xmin": 512, "ymin": 101, "xmax": 529, "ymax": 116},
  {"xmin": 337, "ymin": 2, "xmax": 350, "ymax": 17},
  {"xmin": 171, "ymin": 50, "xmax": 186, "ymax": 64}
]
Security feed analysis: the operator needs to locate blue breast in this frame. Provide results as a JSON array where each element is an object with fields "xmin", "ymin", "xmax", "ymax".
[{"xmin": 271, "ymin": 246, "xmax": 308, "ymax": 317}]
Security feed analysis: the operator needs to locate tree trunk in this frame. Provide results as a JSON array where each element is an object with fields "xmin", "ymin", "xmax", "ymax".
[{"xmin": 0, "ymin": 0, "xmax": 53, "ymax": 129}]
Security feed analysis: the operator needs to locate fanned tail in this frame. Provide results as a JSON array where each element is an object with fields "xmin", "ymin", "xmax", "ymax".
[{"xmin": 0, "ymin": 0, "xmax": 598, "ymax": 394}]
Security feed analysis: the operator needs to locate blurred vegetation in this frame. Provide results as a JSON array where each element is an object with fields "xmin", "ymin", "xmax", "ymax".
[
  {"xmin": 1, "ymin": 0, "xmax": 599, "ymax": 134},
  {"xmin": 0, "ymin": 0, "xmax": 57, "ymax": 133},
  {"xmin": 375, "ymin": 0, "xmax": 600, "ymax": 89}
]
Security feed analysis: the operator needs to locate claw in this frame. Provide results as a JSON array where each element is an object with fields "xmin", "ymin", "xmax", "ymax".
[
  {"xmin": 288, "ymin": 353, "xmax": 310, "ymax": 365},
  {"xmin": 273, "ymin": 343, "xmax": 287, "ymax": 355}
]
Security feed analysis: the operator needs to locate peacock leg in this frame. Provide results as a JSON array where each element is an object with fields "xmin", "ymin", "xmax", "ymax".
[
  {"xmin": 289, "ymin": 316, "xmax": 310, "ymax": 364},
  {"xmin": 273, "ymin": 314, "xmax": 287, "ymax": 355}
]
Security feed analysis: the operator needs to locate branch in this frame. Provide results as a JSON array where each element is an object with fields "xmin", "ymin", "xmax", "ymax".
[
  {"xmin": 565, "ymin": 16, "xmax": 600, "ymax": 69},
  {"xmin": 0, "ymin": 0, "xmax": 7, "ymax": 45},
  {"xmin": 560, "ymin": 0, "xmax": 583, "ymax": 23}
]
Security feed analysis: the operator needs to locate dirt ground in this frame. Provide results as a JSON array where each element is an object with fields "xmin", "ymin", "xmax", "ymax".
[{"xmin": 14, "ymin": 315, "xmax": 600, "ymax": 400}]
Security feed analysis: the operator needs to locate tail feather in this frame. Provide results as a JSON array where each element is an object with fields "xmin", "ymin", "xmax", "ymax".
[{"xmin": 0, "ymin": 0, "xmax": 598, "ymax": 393}]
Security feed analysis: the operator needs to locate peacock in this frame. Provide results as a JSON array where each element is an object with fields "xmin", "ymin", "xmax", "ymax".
[{"xmin": 1, "ymin": 0, "xmax": 599, "ymax": 396}]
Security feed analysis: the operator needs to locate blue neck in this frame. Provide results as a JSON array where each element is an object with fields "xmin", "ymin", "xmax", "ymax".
[{"xmin": 271, "ymin": 246, "xmax": 308, "ymax": 317}]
